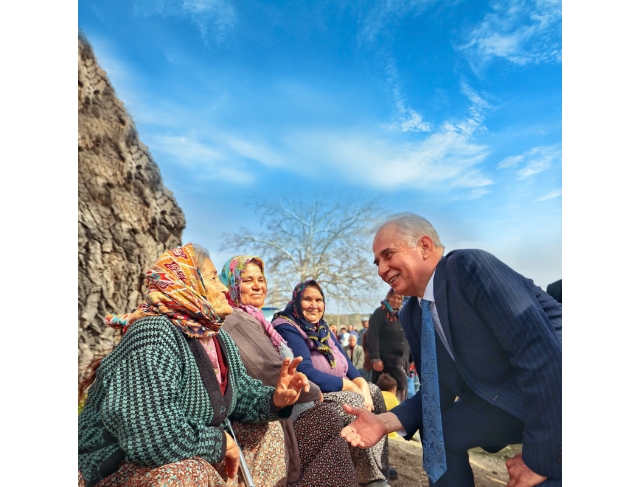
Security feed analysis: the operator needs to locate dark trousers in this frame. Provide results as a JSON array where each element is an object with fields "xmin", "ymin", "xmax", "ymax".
[
  {"xmin": 372, "ymin": 355, "xmax": 408, "ymax": 394},
  {"xmin": 429, "ymin": 394, "xmax": 561, "ymax": 487}
]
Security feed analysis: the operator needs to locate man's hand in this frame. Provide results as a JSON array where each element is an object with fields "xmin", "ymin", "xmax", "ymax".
[
  {"xmin": 372, "ymin": 361, "xmax": 384, "ymax": 372},
  {"xmin": 273, "ymin": 357, "xmax": 310, "ymax": 408},
  {"xmin": 340, "ymin": 404, "xmax": 387, "ymax": 448},
  {"xmin": 224, "ymin": 432, "xmax": 240, "ymax": 479},
  {"xmin": 506, "ymin": 453, "xmax": 547, "ymax": 487}
]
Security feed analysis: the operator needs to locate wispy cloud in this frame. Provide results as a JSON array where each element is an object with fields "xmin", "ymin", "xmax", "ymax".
[
  {"xmin": 381, "ymin": 56, "xmax": 431, "ymax": 133},
  {"xmin": 286, "ymin": 84, "xmax": 493, "ymax": 196},
  {"xmin": 497, "ymin": 144, "xmax": 561, "ymax": 180},
  {"xmin": 459, "ymin": 0, "xmax": 561, "ymax": 67},
  {"xmin": 146, "ymin": 132, "xmax": 284, "ymax": 184},
  {"xmin": 133, "ymin": 0, "xmax": 236, "ymax": 44},
  {"xmin": 536, "ymin": 189, "xmax": 561, "ymax": 201},
  {"xmin": 357, "ymin": 0, "xmax": 438, "ymax": 46}
]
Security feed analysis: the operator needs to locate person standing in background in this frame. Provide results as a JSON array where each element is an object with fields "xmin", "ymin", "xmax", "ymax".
[
  {"xmin": 358, "ymin": 318, "xmax": 369, "ymax": 345},
  {"xmin": 367, "ymin": 288, "xmax": 410, "ymax": 402},
  {"xmin": 339, "ymin": 326, "xmax": 350, "ymax": 347},
  {"xmin": 344, "ymin": 333, "xmax": 365, "ymax": 370},
  {"xmin": 546, "ymin": 279, "xmax": 562, "ymax": 304}
]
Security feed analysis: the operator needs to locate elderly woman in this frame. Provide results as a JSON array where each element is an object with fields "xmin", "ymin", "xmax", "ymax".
[
  {"xmin": 272, "ymin": 280, "xmax": 390, "ymax": 487},
  {"xmin": 367, "ymin": 288, "xmax": 410, "ymax": 402},
  {"xmin": 220, "ymin": 255, "xmax": 358, "ymax": 487},
  {"xmin": 78, "ymin": 244, "xmax": 309, "ymax": 487}
]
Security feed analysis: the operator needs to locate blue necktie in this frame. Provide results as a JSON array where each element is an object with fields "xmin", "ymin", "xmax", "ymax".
[{"xmin": 420, "ymin": 299, "xmax": 447, "ymax": 483}]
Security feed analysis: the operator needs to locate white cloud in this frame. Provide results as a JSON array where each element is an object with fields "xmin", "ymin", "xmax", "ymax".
[
  {"xmin": 133, "ymin": 0, "xmax": 236, "ymax": 44},
  {"xmin": 357, "ymin": 0, "xmax": 439, "ymax": 46},
  {"xmin": 497, "ymin": 154, "xmax": 524, "ymax": 169},
  {"xmin": 497, "ymin": 144, "xmax": 561, "ymax": 180},
  {"xmin": 147, "ymin": 134, "xmax": 276, "ymax": 184},
  {"xmin": 285, "ymin": 84, "xmax": 493, "ymax": 195},
  {"xmin": 459, "ymin": 0, "xmax": 561, "ymax": 67},
  {"xmin": 384, "ymin": 104, "xmax": 432, "ymax": 133},
  {"xmin": 380, "ymin": 56, "xmax": 432, "ymax": 133},
  {"xmin": 536, "ymin": 189, "xmax": 562, "ymax": 201}
]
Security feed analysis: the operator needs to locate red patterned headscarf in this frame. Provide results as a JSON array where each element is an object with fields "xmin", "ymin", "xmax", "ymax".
[{"xmin": 105, "ymin": 244, "xmax": 224, "ymax": 338}]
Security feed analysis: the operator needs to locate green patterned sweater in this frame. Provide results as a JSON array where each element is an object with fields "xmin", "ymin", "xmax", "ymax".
[{"xmin": 78, "ymin": 316, "xmax": 285, "ymax": 484}]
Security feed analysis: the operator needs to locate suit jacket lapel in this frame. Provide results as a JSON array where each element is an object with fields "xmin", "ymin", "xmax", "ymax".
[{"xmin": 434, "ymin": 256, "xmax": 454, "ymax": 354}]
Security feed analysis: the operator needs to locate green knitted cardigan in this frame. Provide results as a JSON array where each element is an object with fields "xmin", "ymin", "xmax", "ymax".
[{"xmin": 78, "ymin": 315, "xmax": 285, "ymax": 483}]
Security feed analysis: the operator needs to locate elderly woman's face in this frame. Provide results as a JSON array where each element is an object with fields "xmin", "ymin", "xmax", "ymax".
[
  {"xmin": 240, "ymin": 261, "xmax": 267, "ymax": 308},
  {"xmin": 199, "ymin": 258, "xmax": 233, "ymax": 319},
  {"xmin": 389, "ymin": 293, "xmax": 404, "ymax": 310},
  {"xmin": 301, "ymin": 286, "xmax": 325, "ymax": 324}
]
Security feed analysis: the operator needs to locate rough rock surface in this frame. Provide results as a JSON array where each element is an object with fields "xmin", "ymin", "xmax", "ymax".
[{"xmin": 78, "ymin": 34, "xmax": 185, "ymax": 377}]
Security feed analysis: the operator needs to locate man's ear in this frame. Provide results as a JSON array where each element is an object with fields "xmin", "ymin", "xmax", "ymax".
[{"xmin": 419, "ymin": 235, "xmax": 435, "ymax": 259}]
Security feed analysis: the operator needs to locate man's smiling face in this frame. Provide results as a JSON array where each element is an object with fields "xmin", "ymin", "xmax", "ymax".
[{"xmin": 372, "ymin": 224, "xmax": 430, "ymax": 298}]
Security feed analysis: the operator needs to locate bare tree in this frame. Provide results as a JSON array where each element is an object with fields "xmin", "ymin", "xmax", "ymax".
[{"xmin": 222, "ymin": 196, "xmax": 384, "ymax": 311}]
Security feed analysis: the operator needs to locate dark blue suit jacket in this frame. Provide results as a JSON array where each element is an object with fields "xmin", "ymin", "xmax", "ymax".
[{"xmin": 392, "ymin": 249, "xmax": 562, "ymax": 479}]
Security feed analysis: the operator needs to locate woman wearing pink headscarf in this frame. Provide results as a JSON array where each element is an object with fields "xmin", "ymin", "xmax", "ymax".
[{"xmin": 221, "ymin": 255, "xmax": 358, "ymax": 487}]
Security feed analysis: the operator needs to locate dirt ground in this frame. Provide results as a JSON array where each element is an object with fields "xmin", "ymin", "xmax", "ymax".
[{"xmin": 388, "ymin": 435, "xmax": 522, "ymax": 486}]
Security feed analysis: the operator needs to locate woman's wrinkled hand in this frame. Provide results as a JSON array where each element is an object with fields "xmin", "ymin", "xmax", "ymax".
[
  {"xmin": 224, "ymin": 432, "xmax": 240, "ymax": 479},
  {"xmin": 273, "ymin": 356, "xmax": 310, "ymax": 408}
]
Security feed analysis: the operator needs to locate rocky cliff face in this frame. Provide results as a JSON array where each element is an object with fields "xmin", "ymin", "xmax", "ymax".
[{"xmin": 78, "ymin": 34, "xmax": 186, "ymax": 375}]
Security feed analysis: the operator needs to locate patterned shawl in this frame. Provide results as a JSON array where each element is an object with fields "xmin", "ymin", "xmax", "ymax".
[
  {"xmin": 274, "ymin": 279, "xmax": 335, "ymax": 368},
  {"xmin": 219, "ymin": 255, "xmax": 289, "ymax": 353},
  {"xmin": 105, "ymin": 244, "xmax": 224, "ymax": 338},
  {"xmin": 381, "ymin": 299, "xmax": 400, "ymax": 322}
]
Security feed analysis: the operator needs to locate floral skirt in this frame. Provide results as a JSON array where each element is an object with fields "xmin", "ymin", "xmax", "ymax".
[
  {"xmin": 289, "ymin": 402, "xmax": 358, "ymax": 487},
  {"xmin": 81, "ymin": 421, "xmax": 287, "ymax": 487},
  {"xmin": 322, "ymin": 382, "xmax": 390, "ymax": 484}
]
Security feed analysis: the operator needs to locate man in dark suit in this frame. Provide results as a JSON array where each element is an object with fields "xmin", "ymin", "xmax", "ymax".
[{"xmin": 341, "ymin": 213, "xmax": 561, "ymax": 487}]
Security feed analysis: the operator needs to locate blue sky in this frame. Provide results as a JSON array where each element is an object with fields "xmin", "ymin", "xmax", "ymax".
[{"xmin": 79, "ymin": 0, "xmax": 562, "ymax": 312}]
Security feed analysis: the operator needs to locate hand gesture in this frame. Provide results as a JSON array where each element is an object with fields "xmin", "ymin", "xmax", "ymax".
[
  {"xmin": 506, "ymin": 453, "xmax": 547, "ymax": 487},
  {"xmin": 224, "ymin": 432, "xmax": 240, "ymax": 479},
  {"xmin": 340, "ymin": 404, "xmax": 387, "ymax": 448},
  {"xmin": 273, "ymin": 356, "xmax": 310, "ymax": 408},
  {"xmin": 372, "ymin": 361, "xmax": 384, "ymax": 372}
]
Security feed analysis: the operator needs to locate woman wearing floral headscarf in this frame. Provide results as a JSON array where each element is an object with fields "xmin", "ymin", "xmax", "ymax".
[
  {"xmin": 272, "ymin": 280, "xmax": 391, "ymax": 487},
  {"xmin": 220, "ymin": 255, "xmax": 357, "ymax": 487},
  {"xmin": 78, "ymin": 244, "xmax": 309, "ymax": 487}
]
